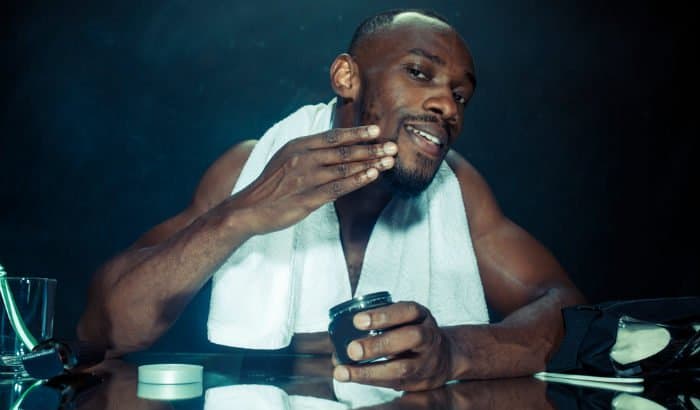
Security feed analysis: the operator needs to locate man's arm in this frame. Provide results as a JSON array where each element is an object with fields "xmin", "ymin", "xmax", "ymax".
[
  {"xmin": 445, "ymin": 149, "xmax": 586, "ymax": 378},
  {"xmin": 77, "ymin": 125, "xmax": 398, "ymax": 356},
  {"xmin": 333, "ymin": 150, "xmax": 585, "ymax": 390},
  {"xmin": 77, "ymin": 140, "xmax": 258, "ymax": 355}
]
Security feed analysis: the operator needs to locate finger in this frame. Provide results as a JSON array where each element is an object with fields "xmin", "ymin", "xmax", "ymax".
[
  {"xmin": 346, "ymin": 325, "xmax": 427, "ymax": 362},
  {"xmin": 309, "ymin": 166, "xmax": 380, "ymax": 202},
  {"xmin": 334, "ymin": 358, "xmax": 420, "ymax": 388},
  {"xmin": 353, "ymin": 302, "xmax": 428, "ymax": 331},
  {"xmin": 316, "ymin": 156, "xmax": 395, "ymax": 183},
  {"xmin": 304, "ymin": 125, "xmax": 380, "ymax": 149},
  {"xmin": 312, "ymin": 141, "xmax": 398, "ymax": 165}
]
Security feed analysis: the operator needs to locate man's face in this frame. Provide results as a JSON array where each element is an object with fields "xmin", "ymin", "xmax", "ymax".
[{"xmin": 353, "ymin": 15, "xmax": 475, "ymax": 196}]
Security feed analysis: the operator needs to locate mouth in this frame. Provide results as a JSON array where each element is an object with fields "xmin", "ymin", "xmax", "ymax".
[{"xmin": 404, "ymin": 124, "xmax": 446, "ymax": 157}]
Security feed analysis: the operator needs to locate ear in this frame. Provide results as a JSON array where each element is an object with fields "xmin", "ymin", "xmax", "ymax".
[{"xmin": 330, "ymin": 53, "xmax": 360, "ymax": 102}]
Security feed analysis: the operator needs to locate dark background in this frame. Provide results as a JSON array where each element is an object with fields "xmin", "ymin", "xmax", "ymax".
[{"xmin": 1, "ymin": 1, "xmax": 697, "ymax": 351}]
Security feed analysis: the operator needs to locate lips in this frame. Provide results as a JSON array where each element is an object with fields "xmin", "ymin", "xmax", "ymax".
[{"xmin": 404, "ymin": 124, "xmax": 446, "ymax": 157}]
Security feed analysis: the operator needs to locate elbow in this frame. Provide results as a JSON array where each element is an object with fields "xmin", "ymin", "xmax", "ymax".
[
  {"xmin": 549, "ymin": 283, "xmax": 587, "ymax": 308},
  {"xmin": 76, "ymin": 311, "xmax": 123, "ymax": 360},
  {"xmin": 76, "ymin": 302, "xmax": 113, "ymax": 348},
  {"xmin": 78, "ymin": 294, "xmax": 160, "ymax": 356},
  {"xmin": 107, "ymin": 293, "xmax": 163, "ymax": 354}
]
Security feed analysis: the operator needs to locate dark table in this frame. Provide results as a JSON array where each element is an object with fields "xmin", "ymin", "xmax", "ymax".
[{"xmin": 1, "ymin": 352, "xmax": 697, "ymax": 409}]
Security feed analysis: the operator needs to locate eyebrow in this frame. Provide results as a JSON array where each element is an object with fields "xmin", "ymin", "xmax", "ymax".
[
  {"xmin": 408, "ymin": 48, "xmax": 445, "ymax": 66},
  {"xmin": 407, "ymin": 48, "xmax": 477, "ymax": 88},
  {"xmin": 466, "ymin": 72, "xmax": 477, "ymax": 88}
]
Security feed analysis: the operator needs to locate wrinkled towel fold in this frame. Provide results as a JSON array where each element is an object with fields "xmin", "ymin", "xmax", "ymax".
[
  {"xmin": 205, "ymin": 385, "xmax": 350, "ymax": 410},
  {"xmin": 207, "ymin": 99, "xmax": 489, "ymax": 349},
  {"xmin": 203, "ymin": 382, "xmax": 402, "ymax": 409}
]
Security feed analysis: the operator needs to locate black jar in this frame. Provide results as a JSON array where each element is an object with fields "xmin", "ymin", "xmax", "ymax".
[{"xmin": 328, "ymin": 291, "xmax": 393, "ymax": 365}]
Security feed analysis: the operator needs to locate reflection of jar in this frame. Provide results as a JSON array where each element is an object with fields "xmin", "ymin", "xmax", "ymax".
[{"xmin": 328, "ymin": 292, "xmax": 393, "ymax": 365}]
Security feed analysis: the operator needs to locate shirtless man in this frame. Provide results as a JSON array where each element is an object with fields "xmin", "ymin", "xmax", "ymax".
[{"xmin": 78, "ymin": 9, "xmax": 585, "ymax": 391}]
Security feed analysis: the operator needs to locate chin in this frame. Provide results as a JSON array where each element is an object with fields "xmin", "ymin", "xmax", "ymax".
[{"xmin": 381, "ymin": 156, "xmax": 440, "ymax": 197}]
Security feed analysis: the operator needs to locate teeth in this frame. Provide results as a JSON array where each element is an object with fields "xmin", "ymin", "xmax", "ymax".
[{"xmin": 407, "ymin": 125, "xmax": 442, "ymax": 146}]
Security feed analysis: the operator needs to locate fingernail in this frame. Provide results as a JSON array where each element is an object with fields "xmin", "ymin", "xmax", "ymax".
[
  {"xmin": 367, "ymin": 125, "xmax": 380, "ymax": 137},
  {"xmin": 334, "ymin": 366, "xmax": 350, "ymax": 382},
  {"xmin": 347, "ymin": 341, "xmax": 363, "ymax": 360},
  {"xmin": 366, "ymin": 168, "xmax": 378, "ymax": 179},
  {"xmin": 354, "ymin": 313, "xmax": 371, "ymax": 329},
  {"xmin": 383, "ymin": 142, "xmax": 397, "ymax": 154},
  {"xmin": 380, "ymin": 157, "xmax": 394, "ymax": 168}
]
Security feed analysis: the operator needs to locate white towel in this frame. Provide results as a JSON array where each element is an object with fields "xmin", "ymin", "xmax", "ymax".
[
  {"xmin": 203, "ymin": 383, "xmax": 401, "ymax": 409},
  {"xmin": 204, "ymin": 385, "xmax": 350, "ymax": 410},
  {"xmin": 207, "ymin": 99, "xmax": 489, "ymax": 349},
  {"xmin": 332, "ymin": 379, "xmax": 403, "ymax": 408}
]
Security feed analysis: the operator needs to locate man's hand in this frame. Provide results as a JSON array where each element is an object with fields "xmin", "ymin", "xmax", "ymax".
[
  {"xmin": 231, "ymin": 124, "xmax": 397, "ymax": 234},
  {"xmin": 333, "ymin": 302, "xmax": 455, "ymax": 391}
]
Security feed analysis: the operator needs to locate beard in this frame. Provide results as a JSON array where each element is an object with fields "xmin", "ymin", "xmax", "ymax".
[
  {"xmin": 380, "ymin": 150, "xmax": 441, "ymax": 197},
  {"xmin": 357, "ymin": 92, "xmax": 447, "ymax": 197},
  {"xmin": 379, "ymin": 115, "xmax": 445, "ymax": 197}
]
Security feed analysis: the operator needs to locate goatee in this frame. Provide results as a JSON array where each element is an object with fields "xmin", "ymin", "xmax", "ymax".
[{"xmin": 380, "ymin": 152, "xmax": 440, "ymax": 197}]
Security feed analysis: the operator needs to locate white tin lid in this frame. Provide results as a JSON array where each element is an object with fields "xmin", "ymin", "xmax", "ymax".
[{"xmin": 138, "ymin": 363, "xmax": 203, "ymax": 385}]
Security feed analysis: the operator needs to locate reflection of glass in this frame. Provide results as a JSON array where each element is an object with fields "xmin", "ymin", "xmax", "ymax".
[
  {"xmin": 17, "ymin": 351, "xmax": 689, "ymax": 409},
  {"xmin": 202, "ymin": 378, "xmax": 555, "ymax": 410},
  {"xmin": 333, "ymin": 380, "xmax": 402, "ymax": 408},
  {"xmin": 204, "ymin": 384, "xmax": 349, "ymax": 410},
  {"xmin": 547, "ymin": 375, "xmax": 700, "ymax": 410},
  {"xmin": 0, "ymin": 378, "xmax": 42, "ymax": 410},
  {"xmin": 137, "ymin": 363, "xmax": 204, "ymax": 401},
  {"xmin": 138, "ymin": 381, "xmax": 203, "ymax": 401},
  {"xmin": 0, "ymin": 277, "xmax": 56, "ymax": 377}
]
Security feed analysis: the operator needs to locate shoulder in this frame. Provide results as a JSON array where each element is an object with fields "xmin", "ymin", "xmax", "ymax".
[{"xmin": 444, "ymin": 150, "xmax": 504, "ymax": 240}]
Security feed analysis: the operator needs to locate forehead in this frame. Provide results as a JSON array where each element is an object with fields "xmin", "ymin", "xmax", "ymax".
[{"xmin": 357, "ymin": 13, "xmax": 474, "ymax": 71}]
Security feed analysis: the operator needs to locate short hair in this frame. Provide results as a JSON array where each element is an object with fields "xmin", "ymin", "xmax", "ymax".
[{"xmin": 347, "ymin": 9, "xmax": 450, "ymax": 55}]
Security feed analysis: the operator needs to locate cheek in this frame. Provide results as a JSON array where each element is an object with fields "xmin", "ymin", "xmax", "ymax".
[
  {"xmin": 359, "ymin": 79, "xmax": 413, "ymax": 139},
  {"xmin": 360, "ymin": 77, "xmax": 404, "ymax": 120},
  {"xmin": 359, "ymin": 98, "xmax": 380, "ymax": 125},
  {"xmin": 360, "ymin": 90, "xmax": 399, "ymax": 142}
]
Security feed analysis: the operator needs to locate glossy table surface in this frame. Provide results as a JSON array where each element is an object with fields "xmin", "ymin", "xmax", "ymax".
[{"xmin": 1, "ymin": 352, "xmax": 697, "ymax": 409}]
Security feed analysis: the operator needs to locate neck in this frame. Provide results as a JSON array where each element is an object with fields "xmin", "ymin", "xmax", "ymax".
[
  {"xmin": 333, "ymin": 99, "xmax": 358, "ymax": 129},
  {"xmin": 334, "ymin": 180, "xmax": 393, "ymax": 295},
  {"xmin": 335, "ymin": 180, "xmax": 392, "ymax": 225}
]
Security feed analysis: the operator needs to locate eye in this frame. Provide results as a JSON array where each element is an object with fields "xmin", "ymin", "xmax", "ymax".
[
  {"xmin": 405, "ymin": 66, "xmax": 430, "ymax": 81},
  {"xmin": 453, "ymin": 92, "xmax": 467, "ymax": 106}
]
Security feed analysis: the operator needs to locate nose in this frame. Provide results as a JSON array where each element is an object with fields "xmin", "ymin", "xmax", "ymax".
[{"xmin": 422, "ymin": 89, "xmax": 459, "ymax": 127}]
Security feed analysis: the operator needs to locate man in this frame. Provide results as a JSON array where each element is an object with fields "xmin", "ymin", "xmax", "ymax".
[{"xmin": 78, "ymin": 9, "xmax": 585, "ymax": 391}]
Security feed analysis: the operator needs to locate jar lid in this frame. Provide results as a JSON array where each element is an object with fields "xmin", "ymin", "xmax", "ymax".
[
  {"xmin": 138, "ymin": 364, "xmax": 203, "ymax": 384},
  {"xmin": 329, "ymin": 291, "xmax": 392, "ymax": 319}
]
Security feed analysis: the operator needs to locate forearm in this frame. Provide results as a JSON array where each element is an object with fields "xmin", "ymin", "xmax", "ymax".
[
  {"xmin": 77, "ymin": 202, "xmax": 255, "ymax": 355},
  {"xmin": 446, "ymin": 286, "xmax": 585, "ymax": 380}
]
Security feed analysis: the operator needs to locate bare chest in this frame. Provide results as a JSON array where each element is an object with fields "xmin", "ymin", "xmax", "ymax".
[
  {"xmin": 342, "ymin": 241, "xmax": 367, "ymax": 295},
  {"xmin": 342, "ymin": 229, "xmax": 369, "ymax": 295},
  {"xmin": 334, "ymin": 199, "xmax": 388, "ymax": 296}
]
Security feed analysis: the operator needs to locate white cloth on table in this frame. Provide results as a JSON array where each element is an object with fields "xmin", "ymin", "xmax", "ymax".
[{"xmin": 204, "ymin": 385, "xmax": 349, "ymax": 410}]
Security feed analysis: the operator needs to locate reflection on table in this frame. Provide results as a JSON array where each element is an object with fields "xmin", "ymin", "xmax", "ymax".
[{"xmin": 0, "ymin": 352, "xmax": 697, "ymax": 409}]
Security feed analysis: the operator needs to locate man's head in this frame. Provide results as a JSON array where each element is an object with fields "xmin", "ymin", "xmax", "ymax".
[{"xmin": 331, "ymin": 9, "xmax": 476, "ymax": 196}]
